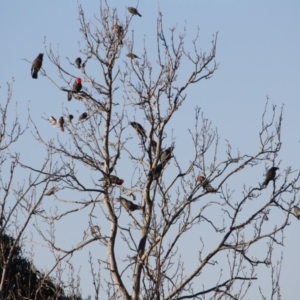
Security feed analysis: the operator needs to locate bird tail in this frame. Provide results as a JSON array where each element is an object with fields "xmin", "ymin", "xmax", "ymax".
[
  {"xmin": 67, "ymin": 92, "xmax": 72, "ymax": 101},
  {"xmin": 60, "ymin": 126, "xmax": 64, "ymax": 132},
  {"xmin": 31, "ymin": 70, "xmax": 38, "ymax": 79},
  {"xmin": 206, "ymin": 185, "xmax": 217, "ymax": 193},
  {"xmin": 137, "ymin": 12, "xmax": 142, "ymax": 17},
  {"xmin": 201, "ymin": 181, "xmax": 217, "ymax": 193}
]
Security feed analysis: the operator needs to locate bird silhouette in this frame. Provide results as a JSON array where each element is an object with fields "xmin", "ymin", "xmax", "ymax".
[
  {"xmin": 161, "ymin": 147, "xmax": 173, "ymax": 165},
  {"xmin": 148, "ymin": 164, "xmax": 163, "ymax": 180},
  {"xmin": 127, "ymin": 53, "xmax": 140, "ymax": 59},
  {"xmin": 263, "ymin": 167, "xmax": 279, "ymax": 187},
  {"xmin": 119, "ymin": 197, "xmax": 142, "ymax": 212},
  {"xmin": 128, "ymin": 7, "xmax": 142, "ymax": 17},
  {"xmin": 78, "ymin": 112, "xmax": 88, "ymax": 122},
  {"xmin": 68, "ymin": 115, "xmax": 74, "ymax": 123},
  {"xmin": 31, "ymin": 53, "xmax": 43, "ymax": 79},
  {"xmin": 293, "ymin": 206, "xmax": 300, "ymax": 219},
  {"xmin": 75, "ymin": 57, "xmax": 82, "ymax": 68},
  {"xmin": 57, "ymin": 117, "xmax": 65, "ymax": 132},
  {"xmin": 130, "ymin": 122, "xmax": 146, "ymax": 140},
  {"xmin": 45, "ymin": 187, "xmax": 58, "ymax": 196}
]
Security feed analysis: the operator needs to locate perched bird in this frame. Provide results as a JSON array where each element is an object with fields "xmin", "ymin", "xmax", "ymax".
[
  {"xmin": 111, "ymin": 24, "xmax": 124, "ymax": 45},
  {"xmin": 119, "ymin": 197, "xmax": 142, "ymax": 212},
  {"xmin": 99, "ymin": 175, "xmax": 124, "ymax": 186},
  {"xmin": 68, "ymin": 115, "xmax": 74, "ymax": 123},
  {"xmin": 31, "ymin": 53, "xmax": 44, "ymax": 79},
  {"xmin": 197, "ymin": 176, "xmax": 217, "ymax": 193},
  {"xmin": 127, "ymin": 53, "xmax": 140, "ymax": 59},
  {"xmin": 57, "ymin": 117, "xmax": 65, "ymax": 132},
  {"xmin": 73, "ymin": 78, "xmax": 82, "ymax": 92},
  {"xmin": 44, "ymin": 187, "xmax": 58, "ymax": 196},
  {"xmin": 131, "ymin": 122, "xmax": 146, "ymax": 139},
  {"xmin": 293, "ymin": 206, "xmax": 300, "ymax": 219},
  {"xmin": 73, "ymin": 77, "xmax": 82, "ymax": 93},
  {"xmin": 68, "ymin": 77, "xmax": 82, "ymax": 101},
  {"xmin": 128, "ymin": 7, "xmax": 142, "ymax": 17},
  {"xmin": 49, "ymin": 116, "xmax": 57, "ymax": 127},
  {"xmin": 148, "ymin": 164, "xmax": 163, "ymax": 180},
  {"xmin": 263, "ymin": 167, "xmax": 279, "ymax": 187},
  {"xmin": 75, "ymin": 57, "xmax": 82, "ymax": 68},
  {"xmin": 78, "ymin": 112, "xmax": 88, "ymax": 122},
  {"xmin": 161, "ymin": 147, "xmax": 173, "ymax": 165}
]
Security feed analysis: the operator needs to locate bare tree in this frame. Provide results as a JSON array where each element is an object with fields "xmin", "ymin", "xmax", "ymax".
[
  {"xmin": 21, "ymin": 1, "xmax": 300, "ymax": 299},
  {"xmin": 0, "ymin": 82, "xmax": 85, "ymax": 300}
]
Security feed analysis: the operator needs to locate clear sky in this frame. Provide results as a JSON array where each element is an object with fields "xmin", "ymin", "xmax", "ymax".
[{"xmin": 1, "ymin": 1, "xmax": 300, "ymax": 299}]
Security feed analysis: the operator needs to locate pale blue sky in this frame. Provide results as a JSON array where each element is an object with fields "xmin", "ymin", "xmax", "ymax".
[{"xmin": 1, "ymin": 1, "xmax": 300, "ymax": 299}]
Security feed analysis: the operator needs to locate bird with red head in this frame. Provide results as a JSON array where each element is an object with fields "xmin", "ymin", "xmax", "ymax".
[
  {"xmin": 68, "ymin": 78, "xmax": 82, "ymax": 101},
  {"xmin": 197, "ymin": 175, "xmax": 217, "ymax": 193},
  {"xmin": 99, "ymin": 175, "xmax": 124, "ymax": 186}
]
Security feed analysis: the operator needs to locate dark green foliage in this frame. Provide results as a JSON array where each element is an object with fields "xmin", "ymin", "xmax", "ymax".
[{"xmin": 0, "ymin": 233, "xmax": 86, "ymax": 300}]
